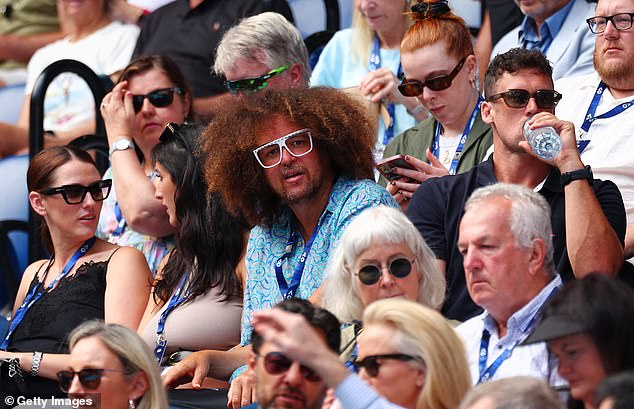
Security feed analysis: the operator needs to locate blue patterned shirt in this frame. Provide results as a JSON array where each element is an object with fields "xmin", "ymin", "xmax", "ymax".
[{"xmin": 240, "ymin": 176, "xmax": 398, "ymax": 345}]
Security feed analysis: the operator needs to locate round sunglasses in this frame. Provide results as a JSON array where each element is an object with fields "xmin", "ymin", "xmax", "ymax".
[
  {"xmin": 40, "ymin": 179, "xmax": 112, "ymax": 205},
  {"xmin": 261, "ymin": 351, "xmax": 321, "ymax": 382},
  {"xmin": 352, "ymin": 354, "xmax": 421, "ymax": 377},
  {"xmin": 486, "ymin": 89, "xmax": 562, "ymax": 109},
  {"xmin": 356, "ymin": 257, "xmax": 414, "ymax": 286},
  {"xmin": 56, "ymin": 368, "xmax": 126, "ymax": 392},
  {"xmin": 398, "ymin": 56, "xmax": 467, "ymax": 96},
  {"xmin": 131, "ymin": 87, "xmax": 184, "ymax": 113}
]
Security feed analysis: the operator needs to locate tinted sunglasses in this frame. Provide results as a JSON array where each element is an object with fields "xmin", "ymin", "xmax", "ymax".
[
  {"xmin": 159, "ymin": 122, "xmax": 195, "ymax": 152},
  {"xmin": 253, "ymin": 128, "xmax": 313, "ymax": 168},
  {"xmin": 353, "ymin": 354, "xmax": 420, "ymax": 377},
  {"xmin": 398, "ymin": 56, "xmax": 467, "ymax": 96},
  {"xmin": 261, "ymin": 352, "xmax": 321, "ymax": 382},
  {"xmin": 132, "ymin": 87, "xmax": 184, "ymax": 113},
  {"xmin": 225, "ymin": 65, "xmax": 289, "ymax": 95},
  {"xmin": 56, "ymin": 368, "xmax": 125, "ymax": 392},
  {"xmin": 356, "ymin": 257, "xmax": 414, "ymax": 286},
  {"xmin": 487, "ymin": 89, "xmax": 562, "ymax": 109},
  {"xmin": 40, "ymin": 179, "xmax": 112, "ymax": 205}
]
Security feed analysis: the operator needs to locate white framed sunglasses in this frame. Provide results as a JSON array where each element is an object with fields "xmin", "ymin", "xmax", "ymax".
[{"xmin": 252, "ymin": 128, "xmax": 313, "ymax": 169}]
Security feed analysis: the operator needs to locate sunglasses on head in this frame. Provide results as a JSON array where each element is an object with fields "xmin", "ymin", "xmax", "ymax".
[
  {"xmin": 225, "ymin": 65, "xmax": 289, "ymax": 95},
  {"xmin": 158, "ymin": 122, "xmax": 195, "ymax": 152},
  {"xmin": 132, "ymin": 87, "xmax": 184, "ymax": 113},
  {"xmin": 56, "ymin": 368, "xmax": 125, "ymax": 392},
  {"xmin": 352, "ymin": 354, "xmax": 420, "ymax": 377},
  {"xmin": 261, "ymin": 352, "xmax": 321, "ymax": 382},
  {"xmin": 398, "ymin": 56, "xmax": 467, "ymax": 96},
  {"xmin": 356, "ymin": 257, "xmax": 414, "ymax": 286},
  {"xmin": 486, "ymin": 89, "xmax": 562, "ymax": 109},
  {"xmin": 40, "ymin": 179, "xmax": 112, "ymax": 205}
]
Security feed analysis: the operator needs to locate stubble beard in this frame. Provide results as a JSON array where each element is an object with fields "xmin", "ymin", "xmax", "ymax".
[{"xmin": 594, "ymin": 47, "xmax": 634, "ymax": 91}]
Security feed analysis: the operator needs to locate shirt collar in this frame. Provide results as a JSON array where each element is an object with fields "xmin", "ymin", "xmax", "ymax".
[{"xmin": 518, "ymin": 0, "xmax": 575, "ymax": 46}]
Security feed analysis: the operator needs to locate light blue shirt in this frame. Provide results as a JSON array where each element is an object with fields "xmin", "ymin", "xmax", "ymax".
[
  {"xmin": 240, "ymin": 176, "xmax": 398, "ymax": 345},
  {"xmin": 336, "ymin": 375, "xmax": 406, "ymax": 409},
  {"xmin": 518, "ymin": 0, "xmax": 575, "ymax": 53}
]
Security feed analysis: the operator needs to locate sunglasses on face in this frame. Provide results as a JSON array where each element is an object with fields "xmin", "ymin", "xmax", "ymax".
[
  {"xmin": 40, "ymin": 179, "xmax": 112, "ymax": 205},
  {"xmin": 261, "ymin": 352, "xmax": 321, "ymax": 382},
  {"xmin": 225, "ymin": 65, "xmax": 289, "ymax": 95},
  {"xmin": 356, "ymin": 257, "xmax": 414, "ymax": 286},
  {"xmin": 586, "ymin": 13, "xmax": 634, "ymax": 34},
  {"xmin": 253, "ymin": 128, "xmax": 313, "ymax": 169},
  {"xmin": 352, "ymin": 354, "xmax": 420, "ymax": 377},
  {"xmin": 132, "ymin": 87, "xmax": 184, "ymax": 113},
  {"xmin": 398, "ymin": 56, "xmax": 467, "ymax": 96},
  {"xmin": 486, "ymin": 89, "xmax": 562, "ymax": 109},
  {"xmin": 56, "ymin": 368, "xmax": 125, "ymax": 392}
]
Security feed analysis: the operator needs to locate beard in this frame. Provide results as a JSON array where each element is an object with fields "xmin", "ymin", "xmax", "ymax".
[
  {"xmin": 278, "ymin": 165, "xmax": 322, "ymax": 205},
  {"xmin": 594, "ymin": 45, "xmax": 634, "ymax": 91}
]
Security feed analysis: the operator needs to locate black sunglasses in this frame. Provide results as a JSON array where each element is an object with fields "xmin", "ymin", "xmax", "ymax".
[
  {"xmin": 398, "ymin": 57, "xmax": 467, "ymax": 96},
  {"xmin": 56, "ymin": 368, "xmax": 125, "ymax": 392},
  {"xmin": 261, "ymin": 352, "xmax": 321, "ymax": 382},
  {"xmin": 132, "ymin": 87, "xmax": 184, "ymax": 113},
  {"xmin": 353, "ymin": 354, "xmax": 420, "ymax": 377},
  {"xmin": 40, "ymin": 179, "xmax": 112, "ymax": 205},
  {"xmin": 487, "ymin": 89, "xmax": 562, "ymax": 109},
  {"xmin": 356, "ymin": 257, "xmax": 414, "ymax": 286}
]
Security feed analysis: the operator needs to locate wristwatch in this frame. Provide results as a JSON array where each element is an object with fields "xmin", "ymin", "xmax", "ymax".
[
  {"xmin": 31, "ymin": 351, "xmax": 43, "ymax": 376},
  {"xmin": 109, "ymin": 138, "xmax": 135, "ymax": 156},
  {"xmin": 561, "ymin": 165, "xmax": 593, "ymax": 186}
]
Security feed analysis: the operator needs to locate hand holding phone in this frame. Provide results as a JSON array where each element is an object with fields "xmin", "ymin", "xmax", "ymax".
[{"xmin": 376, "ymin": 154, "xmax": 416, "ymax": 181}]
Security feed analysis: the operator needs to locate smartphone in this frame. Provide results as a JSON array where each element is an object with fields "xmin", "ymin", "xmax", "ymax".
[{"xmin": 376, "ymin": 154, "xmax": 416, "ymax": 181}]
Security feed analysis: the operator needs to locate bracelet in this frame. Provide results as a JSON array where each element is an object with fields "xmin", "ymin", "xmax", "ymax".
[
  {"xmin": 31, "ymin": 351, "xmax": 43, "ymax": 376},
  {"xmin": 408, "ymin": 103, "xmax": 426, "ymax": 116}
]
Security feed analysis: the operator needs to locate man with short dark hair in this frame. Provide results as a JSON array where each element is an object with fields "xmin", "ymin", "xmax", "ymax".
[{"xmin": 407, "ymin": 48, "xmax": 625, "ymax": 321}]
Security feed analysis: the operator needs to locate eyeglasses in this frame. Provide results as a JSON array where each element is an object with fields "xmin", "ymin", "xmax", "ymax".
[
  {"xmin": 261, "ymin": 352, "xmax": 321, "ymax": 382},
  {"xmin": 56, "ymin": 368, "xmax": 125, "ymax": 392},
  {"xmin": 253, "ymin": 128, "xmax": 313, "ymax": 169},
  {"xmin": 353, "ymin": 354, "xmax": 421, "ymax": 377},
  {"xmin": 225, "ymin": 66, "xmax": 289, "ymax": 95},
  {"xmin": 40, "ymin": 179, "xmax": 112, "ymax": 205},
  {"xmin": 356, "ymin": 257, "xmax": 414, "ymax": 286},
  {"xmin": 398, "ymin": 57, "xmax": 467, "ymax": 96},
  {"xmin": 487, "ymin": 89, "xmax": 562, "ymax": 109},
  {"xmin": 586, "ymin": 13, "xmax": 634, "ymax": 34},
  {"xmin": 132, "ymin": 87, "xmax": 184, "ymax": 113}
]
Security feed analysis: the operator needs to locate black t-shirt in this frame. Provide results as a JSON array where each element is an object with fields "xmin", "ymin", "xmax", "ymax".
[
  {"xmin": 406, "ymin": 157, "xmax": 626, "ymax": 321},
  {"xmin": 484, "ymin": 0, "xmax": 524, "ymax": 46},
  {"xmin": 133, "ymin": 0, "xmax": 293, "ymax": 98}
]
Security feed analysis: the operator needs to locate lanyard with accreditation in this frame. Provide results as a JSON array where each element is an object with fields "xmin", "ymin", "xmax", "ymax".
[
  {"xmin": 577, "ymin": 81, "xmax": 634, "ymax": 154},
  {"xmin": 154, "ymin": 273, "xmax": 189, "ymax": 363},
  {"xmin": 369, "ymin": 35, "xmax": 402, "ymax": 146}
]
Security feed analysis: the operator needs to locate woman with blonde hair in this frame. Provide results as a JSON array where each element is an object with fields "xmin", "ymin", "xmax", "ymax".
[
  {"xmin": 253, "ymin": 298, "xmax": 472, "ymax": 409},
  {"xmin": 62, "ymin": 320, "xmax": 168, "ymax": 409}
]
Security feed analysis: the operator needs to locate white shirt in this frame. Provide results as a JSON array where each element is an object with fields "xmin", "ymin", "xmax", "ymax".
[{"xmin": 456, "ymin": 275, "xmax": 565, "ymax": 386}]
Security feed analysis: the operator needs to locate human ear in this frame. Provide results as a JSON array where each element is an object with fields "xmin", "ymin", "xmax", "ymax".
[{"xmin": 29, "ymin": 191, "xmax": 47, "ymax": 217}]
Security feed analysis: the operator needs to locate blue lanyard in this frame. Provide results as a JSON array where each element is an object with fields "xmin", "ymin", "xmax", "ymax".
[
  {"xmin": 578, "ymin": 82, "xmax": 634, "ymax": 154},
  {"xmin": 274, "ymin": 213, "xmax": 327, "ymax": 300},
  {"xmin": 154, "ymin": 273, "xmax": 189, "ymax": 362},
  {"xmin": 1, "ymin": 237, "xmax": 97, "ymax": 350},
  {"xmin": 112, "ymin": 202, "xmax": 126, "ymax": 237},
  {"xmin": 432, "ymin": 97, "xmax": 482, "ymax": 175},
  {"xmin": 477, "ymin": 287, "xmax": 558, "ymax": 383},
  {"xmin": 370, "ymin": 35, "xmax": 402, "ymax": 145}
]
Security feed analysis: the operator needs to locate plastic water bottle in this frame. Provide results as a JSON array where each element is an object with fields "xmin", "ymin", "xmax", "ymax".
[{"xmin": 523, "ymin": 118, "xmax": 561, "ymax": 160}]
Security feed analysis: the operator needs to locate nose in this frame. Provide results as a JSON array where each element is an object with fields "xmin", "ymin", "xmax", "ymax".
[
  {"xmin": 462, "ymin": 246, "xmax": 481, "ymax": 272},
  {"xmin": 283, "ymin": 362, "xmax": 305, "ymax": 387},
  {"xmin": 420, "ymin": 87, "xmax": 435, "ymax": 104},
  {"xmin": 525, "ymin": 96, "xmax": 539, "ymax": 116},
  {"xmin": 379, "ymin": 266, "xmax": 396, "ymax": 287},
  {"xmin": 81, "ymin": 191, "xmax": 97, "ymax": 208},
  {"xmin": 279, "ymin": 145, "xmax": 296, "ymax": 165},
  {"xmin": 139, "ymin": 97, "xmax": 155, "ymax": 115},
  {"xmin": 68, "ymin": 374, "xmax": 84, "ymax": 393},
  {"xmin": 603, "ymin": 18, "xmax": 620, "ymax": 38},
  {"xmin": 358, "ymin": 367, "xmax": 370, "ymax": 382},
  {"xmin": 153, "ymin": 180, "xmax": 163, "ymax": 200}
]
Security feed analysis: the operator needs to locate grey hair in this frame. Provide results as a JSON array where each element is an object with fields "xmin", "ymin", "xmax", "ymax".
[
  {"xmin": 464, "ymin": 183, "xmax": 555, "ymax": 276},
  {"xmin": 213, "ymin": 12, "xmax": 310, "ymax": 86},
  {"xmin": 459, "ymin": 376, "xmax": 565, "ymax": 409},
  {"xmin": 322, "ymin": 206, "xmax": 446, "ymax": 322},
  {"xmin": 68, "ymin": 321, "xmax": 168, "ymax": 409}
]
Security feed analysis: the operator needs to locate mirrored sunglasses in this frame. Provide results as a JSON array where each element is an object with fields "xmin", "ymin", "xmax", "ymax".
[
  {"xmin": 225, "ymin": 65, "xmax": 289, "ymax": 95},
  {"xmin": 486, "ymin": 89, "xmax": 562, "ymax": 109},
  {"xmin": 398, "ymin": 56, "xmax": 467, "ymax": 96},
  {"xmin": 352, "ymin": 354, "xmax": 420, "ymax": 377},
  {"xmin": 132, "ymin": 87, "xmax": 184, "ymax": 113},
  {"xmin": 586, "ymin": 13, "xmax": 634, "ymax": 34},
  {"xmin": 56, "ymin": 368, "xmax": 124, "ymax": 392},
  {"xmin": 40, "ymin": 179, "xmax": 112, "ymax": 205},
  {"xmin": 356, "ymin": 257, "xmax": 414, "ymax": 286},
  {"xmin": 252, "ymin": 128, "xmax": 313, "ymax": 168},
  {"xmin": 262, "ymin": 352, "xmax": 321, "ymax": 382}
]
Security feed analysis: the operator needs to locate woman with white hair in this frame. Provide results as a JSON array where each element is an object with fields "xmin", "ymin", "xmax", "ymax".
[{"xmin": 61, "ymin": 320, "xmax": 168, "ymax": 409}]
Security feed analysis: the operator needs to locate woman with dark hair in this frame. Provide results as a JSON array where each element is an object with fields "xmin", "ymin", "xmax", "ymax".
[
  {"xmin": 524, "ymin": 274, "xmax": 634, "ymax": 409},
  {"xmin": 98, "ymin": 54, "xmax": 193, "ymax": 273},
  {"xmin": 0, "ymin": 146, "xmax": 151, "ymax": 395},
  {"xmin": 138, "ymin": 123, "xmax": 245, "ymax": 384}
]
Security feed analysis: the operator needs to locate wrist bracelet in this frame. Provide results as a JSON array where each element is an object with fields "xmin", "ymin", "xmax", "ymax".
[
  {"xmin": 31, "ymin": 351, "xmax": 43, "ymax": 376},
  {"xmin": 408, "ymin": 103, "xmax": 426, "ymax": 116}
]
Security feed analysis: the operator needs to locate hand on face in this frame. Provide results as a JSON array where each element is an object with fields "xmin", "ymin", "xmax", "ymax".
[{"xmin": 359, "ymin": 68, "xmax": 408, "ymax": 105}]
